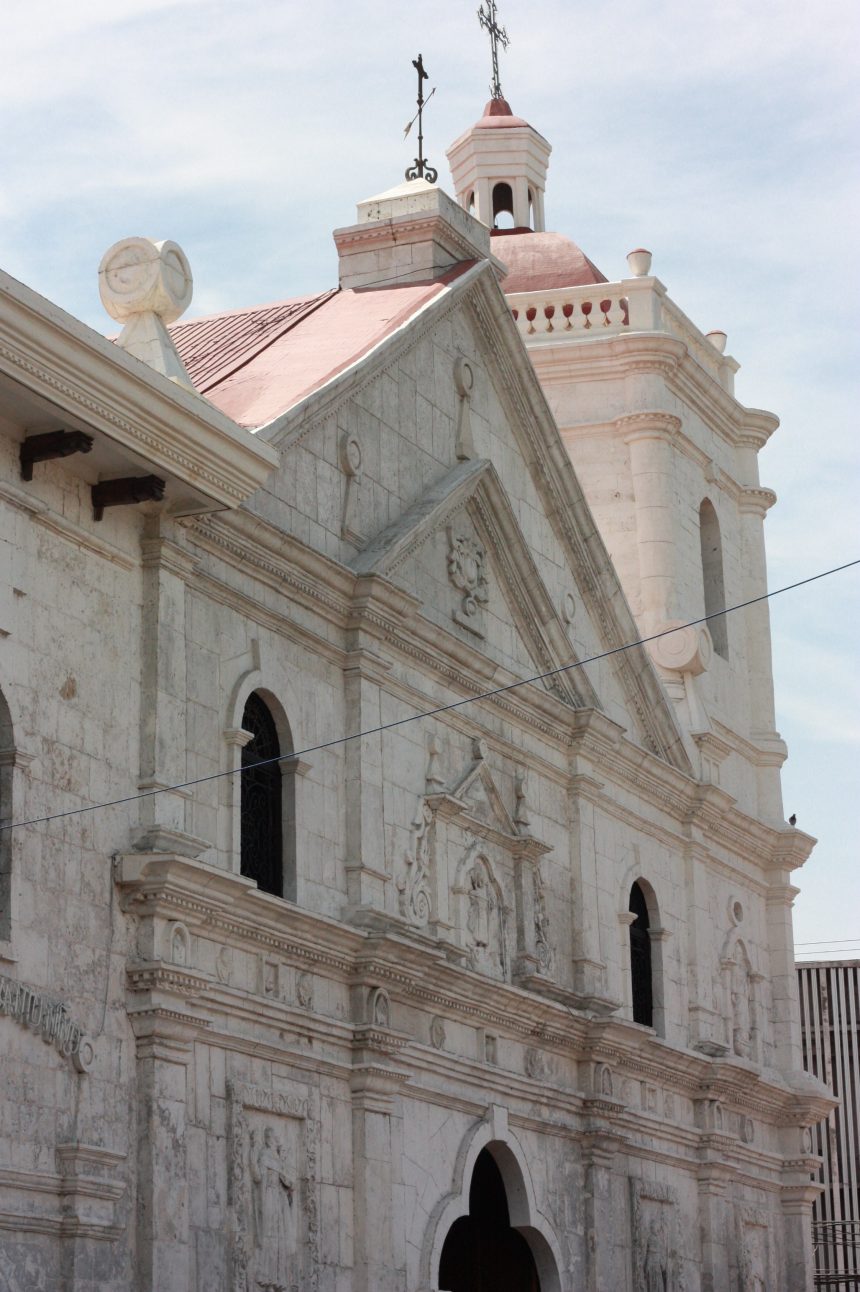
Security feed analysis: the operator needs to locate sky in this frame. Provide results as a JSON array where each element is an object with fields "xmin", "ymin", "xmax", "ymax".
[{"xmin": 1, "ymin": 0, "xmax": 857, "ymax": 958}]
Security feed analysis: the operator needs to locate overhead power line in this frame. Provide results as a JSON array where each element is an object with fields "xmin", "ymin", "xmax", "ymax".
[
  {"xmin": 795, "ymin": 939, "xmax": 860, "ymax": 947},
  {"xmin": 1, "ymin": 557, "xmax": 857, "ymax": 836}
]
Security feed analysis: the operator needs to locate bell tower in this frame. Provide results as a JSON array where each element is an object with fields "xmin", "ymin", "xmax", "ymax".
[
  {"xmin": 447, "ymin": 2, "xmax": 550, "ymax": 232},
  {"xmin": 446, "ymin": 98, "xmax": 551, "ymax": 232}
]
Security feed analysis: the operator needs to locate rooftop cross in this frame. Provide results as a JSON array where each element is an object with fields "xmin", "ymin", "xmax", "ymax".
[
  {"xmin": 477, "ymin": 1, "xmax": 509, "ymax": 100},
  {"xmin": 404, "ymin": 54, "xmax": 438, "ymax": 184}
]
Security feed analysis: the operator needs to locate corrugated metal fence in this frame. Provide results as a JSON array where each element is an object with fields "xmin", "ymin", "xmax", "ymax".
[{"xmin": 798, "ymin": 961, "xmax": 860, "ymax": 1289}]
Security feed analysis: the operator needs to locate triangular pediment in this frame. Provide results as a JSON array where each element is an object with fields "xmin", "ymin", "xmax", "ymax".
[
  {"xmin": 350, "ymin": 458, "xmax": 599, "ymax": 712},
  {"xmin": 266, "ymin": 258, "xmax": 690, "ymax": 774}
]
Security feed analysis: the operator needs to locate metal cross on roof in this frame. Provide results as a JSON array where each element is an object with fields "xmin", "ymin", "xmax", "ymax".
[
  {"xmin": 478, "ymin": 1, "xmax": 510, "ymax": 100},
  {"xmin": 404, "ymin": 54, "xmax": 438, "ymax": 184}
]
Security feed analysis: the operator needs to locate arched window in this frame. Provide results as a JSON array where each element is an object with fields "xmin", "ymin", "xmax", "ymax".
[
  {"xmin": 629, "ymin": 882, "xmax": 653, "ymax": 1027},
  {"xmin": 0, "ymin": 688, "xmax": 14, "ymax": 943},
  {"xmin": 240, "ymin": 693, "xmax": 283, "ymax": 897},
  {"xmin": 699, "ymin": 498, "xmax": 728, "ymax": 658},
  {"xmin": 492, "ymin": 182, "xmax": 515, "ymax": 229}
]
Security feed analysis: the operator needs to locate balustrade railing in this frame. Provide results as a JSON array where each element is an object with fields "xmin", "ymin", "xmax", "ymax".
[
  {"xmin": 509, "ymin": 284, "xmax": 630, "ymax": 340},
  {"xmin": 506, "ymin": 277, "xmax": 735, "ymax": 392}
]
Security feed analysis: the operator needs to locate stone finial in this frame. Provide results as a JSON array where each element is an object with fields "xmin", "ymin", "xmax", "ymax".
[
  {"xmin": 706, "ymin": 330, "xmax": 728, "ymax": 353},
  {"xmin": 626, "ymin": 248, "xmax": 652, "ymax": 277},
  {"xmin": 98, "ymin": 237, "xmax": 196, "ymax": 390}
]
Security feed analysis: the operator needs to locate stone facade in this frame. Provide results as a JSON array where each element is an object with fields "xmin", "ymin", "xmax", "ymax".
[{"xmin": 0, "ymin": 97, "xmax": 833, "ymax": 1292}]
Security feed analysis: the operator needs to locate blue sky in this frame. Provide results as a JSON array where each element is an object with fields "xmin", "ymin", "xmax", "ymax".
[{"xmin": 2, "ymin": 0, "xmax": 857, "ymax": 957}]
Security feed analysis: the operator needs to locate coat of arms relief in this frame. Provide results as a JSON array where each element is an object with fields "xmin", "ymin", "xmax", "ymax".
[
  {"xmin": 396, "ymin": 736, "xmax": 555, "ymax": 985},
  {"xmin": 447, "ymin": 523, "xmax": 490, "ymax": 637}
]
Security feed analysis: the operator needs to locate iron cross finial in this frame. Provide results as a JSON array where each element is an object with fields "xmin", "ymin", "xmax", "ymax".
[
  {"xmin": 404, "ymin": 53, "xmax": 438, "ymax": 184},
  {"xmin": 477, "ymin": 1, "xmax": 510, "ymax": 100}
]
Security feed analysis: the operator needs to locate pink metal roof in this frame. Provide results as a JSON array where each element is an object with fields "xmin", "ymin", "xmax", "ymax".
[
  {"xmin": 170, "ymin": 290, "xmax": 336, "ymax": 394},
  {"xmin": 169, "ymin": 266, "xmax": 473, "ymax": 430}
]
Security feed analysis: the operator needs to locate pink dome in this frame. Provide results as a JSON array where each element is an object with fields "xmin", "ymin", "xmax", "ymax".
[{"xmin": 494, "ymin": 231, "xmax": 607, "ymax": 293}]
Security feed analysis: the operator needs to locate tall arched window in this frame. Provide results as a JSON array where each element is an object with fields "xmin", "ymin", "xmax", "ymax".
[
  {"xmin": 699, "ymin": 498, "xmax": 728, "ymax": 659},
  {"xmin": 629, "ymin": 882, "xmax": 653, "ymax": 1028},
  {"xmin": 241, "ymin": 693, "xmax": 283, "ymax": 897}
]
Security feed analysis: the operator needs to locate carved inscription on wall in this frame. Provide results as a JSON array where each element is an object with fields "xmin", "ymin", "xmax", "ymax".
[
  {"xmin": 228, "ymin": 1081, "xmax": 320, "ymax": 1292},
  {"xmin": 0, "ymin": 972, "xmax": 93, "ymax": 1072}
]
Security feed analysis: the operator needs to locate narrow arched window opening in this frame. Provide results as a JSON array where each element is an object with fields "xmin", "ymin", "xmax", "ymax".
[
  {"xmin": 699, "ymin": 498, "xmax": 728, "ymax": 659},
  {"xmin": 241, "ymin": 693, "xmax": 283, "ymax": 897},
  {"xmin": 527, "ymin": 187, "xmax": 534, "ymax": 229},
  {"xmin": 492, "ymin": 182, "xmax": 515, "ymax": 229},
  {"xmin": 629, "ymin": 882, "xmax": 653, "ymax": 1028},
  {"xmin": 468, "ymin": 190, "xmax": 476, "ymax": 215}
]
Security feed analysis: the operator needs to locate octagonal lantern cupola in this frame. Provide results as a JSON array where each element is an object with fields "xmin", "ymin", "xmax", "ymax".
[{"xmin": 446, "ymin": 98, "xmax": 552, "ymax": 233}]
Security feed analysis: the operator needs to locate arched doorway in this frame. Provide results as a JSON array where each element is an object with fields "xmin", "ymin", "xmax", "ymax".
[{"xmin": 439, "ymin": 1148, "xmax": 541, "ymax": 1291}]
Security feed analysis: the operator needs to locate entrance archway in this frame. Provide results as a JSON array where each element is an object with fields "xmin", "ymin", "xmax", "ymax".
[{"xmin": 439, "ymin": 1148, "xmax": 540, "ymax": 1290}]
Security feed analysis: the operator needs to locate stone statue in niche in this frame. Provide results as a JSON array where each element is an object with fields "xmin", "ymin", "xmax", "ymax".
[
  {"xmin": 533, "ymin": 867, "xmax": 553, "ymax": 973},
  {"xmin": 731, "ymin": 957, "xmax": 753, "ymax": 1059},
  {"xmin": 643, "ymin": 1215, "xmax": 670, "ymax": 1292},
  {"xmin": 370, "ymin": 987, "xmax": 390, "ymax": 1028},
  {"xmin": 447, "ymin": 525, "xmax": 489, "ymax": 638},
  {"xmin": 250, "ymin": 1126, "xmax": 297, "ymax": 1291},
  {"xmin": 466, "ymin": 859, "xmax": 499, "ymax": 971}
]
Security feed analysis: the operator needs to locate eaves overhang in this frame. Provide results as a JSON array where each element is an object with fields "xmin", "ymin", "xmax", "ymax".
[{"xmin": 0, "ymin": 269, "xmax": 278, "ymax": 515}]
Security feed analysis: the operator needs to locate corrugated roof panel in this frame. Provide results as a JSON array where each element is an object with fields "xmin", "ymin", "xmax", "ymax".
[{"xmin": 169, "ymin": 290, "xmax": 337, "ymax": 393}]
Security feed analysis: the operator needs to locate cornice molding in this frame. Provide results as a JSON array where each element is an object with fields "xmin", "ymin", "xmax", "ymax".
[{"xmin": 0, "ymin": 269, "xmax": 278, "ymax": 511}]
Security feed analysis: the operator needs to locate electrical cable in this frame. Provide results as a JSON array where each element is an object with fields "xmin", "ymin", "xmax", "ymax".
[
  {"xmin": 1, "ymin": 556, "xmax": 857, "ymax": 835},
  {"xmin": 795, "ymin": 939, "xmax": 860, "ymax": 947}
]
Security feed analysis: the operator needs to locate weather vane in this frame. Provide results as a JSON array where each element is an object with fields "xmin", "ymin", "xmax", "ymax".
[
  {"xmin": 404, "ymin": 54, "xmax": 438, "ymax": 183},
  {"xmin": 477, "ymin": 1, "xmax": 509, "ymax": 100}
]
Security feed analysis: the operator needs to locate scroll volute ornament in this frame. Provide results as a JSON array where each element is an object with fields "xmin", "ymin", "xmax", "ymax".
[{"xmin": 453, "ymin": 356, "xmax": 476, "ymax": 460}]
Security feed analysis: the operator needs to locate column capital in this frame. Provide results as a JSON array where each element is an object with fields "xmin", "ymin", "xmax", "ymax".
[{"xmin": 615, "ymin": 410, "xmax": 681, "ymax": 444}]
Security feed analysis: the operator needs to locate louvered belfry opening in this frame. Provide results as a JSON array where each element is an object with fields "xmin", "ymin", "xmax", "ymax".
[
  {"xmin": 438, "ymin": 1149, "xmax": 540, "ymax": 1291},
  {"xmin": 630, "ymin": 882, "xmax": 654, "ymax": 1028},
  {"xmin": 240, "ymin": 692, "xmax": 283, "ymax": 896}
]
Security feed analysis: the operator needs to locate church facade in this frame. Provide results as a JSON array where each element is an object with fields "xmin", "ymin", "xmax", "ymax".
[{"xmin": 0, "ymin": 86, "xmax": 832, "ymax": 1292}]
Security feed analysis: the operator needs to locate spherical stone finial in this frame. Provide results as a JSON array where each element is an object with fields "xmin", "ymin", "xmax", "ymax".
[
  {"xmin": 649, "ymin": 621, "xmax": 713, "ymax": 675},
  {"xmin": 98, "ymin": 237, "xmax": 193, "ymax": 324},
  {"xmin": 626, "ymin": 248, "xmax": 652, "ymax": 278}
]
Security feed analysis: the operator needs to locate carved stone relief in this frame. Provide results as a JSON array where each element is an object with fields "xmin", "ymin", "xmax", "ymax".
[
  {"xmin": 165, "ymin": 920, "xmax": 191, "ymax": 966},
  {"xmin": 216, "ymin": 945, "xmax": 234, "ymax": 984},
  {"xmin": 447, "ymin": 524, "xmax": 489, "ymax": 638},
  {"xmin": 629, "ymin": 1177, "xmax": 685, "ymax": 1292},
  {"xmin": 295, "ymin": 972, "xmax": 313, "ymax": 1011},
  {"xmin": 397, "ymin": 799, "xmax": 434, "ymax": 928},
  {"xmin": 228, "ymin": 1081, "xmax": 319, "ymax": 1292},
  {"xmin": 525, "ymin": 1047, "xmax": 552, "ymax": 1081},
  {"xmin": 429, "ymin": 1016, "xmax": 446, "ymax": 1050},
  {"xmin": 458, "ymin": 850, "xmax": 507, "ymax": 977},
  {"xmin": 735, "ymin": 1204, "xmax": 772, "ymax": 1291},
  {"xmin": 369, "ymin": 987, "xmax": 390, "ymax": 1029}
]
